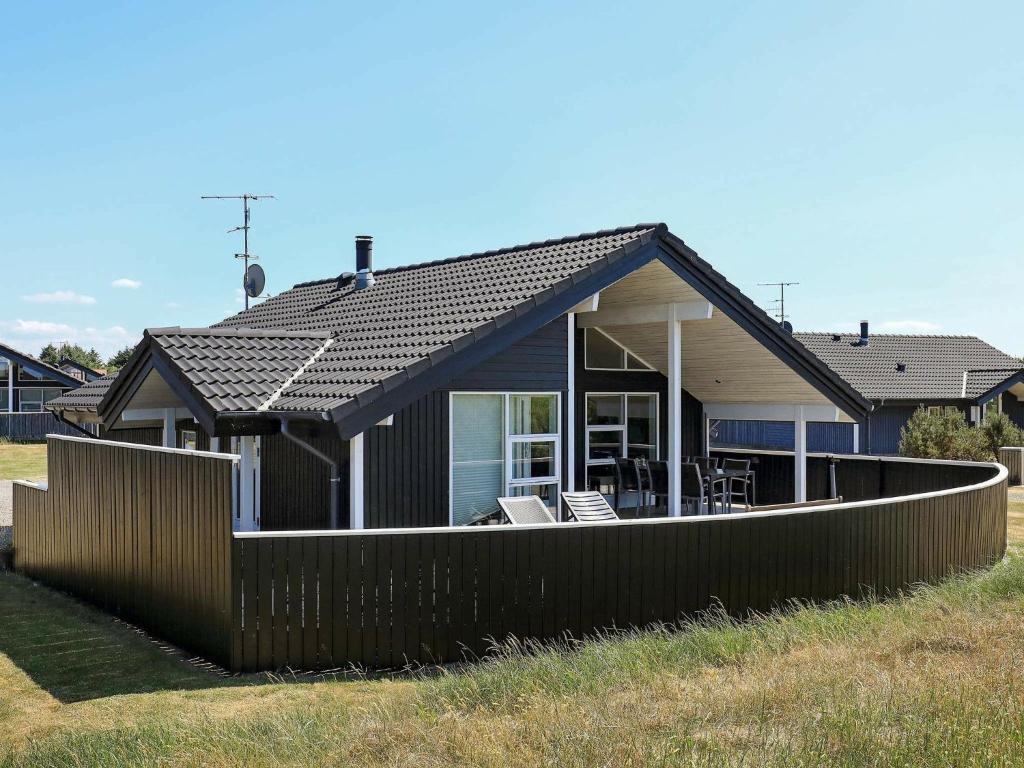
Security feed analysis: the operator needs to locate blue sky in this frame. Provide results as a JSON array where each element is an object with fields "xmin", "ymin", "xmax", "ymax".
[{"xmin": 2, "ymin": 1, "xmax": 1021, "ymax": 359}]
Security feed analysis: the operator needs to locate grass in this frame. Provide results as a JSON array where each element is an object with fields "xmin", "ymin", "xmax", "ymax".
[
  {"xmin": 0, "ymin": 494, "xmax": 1021, "ymax": 767},
  {"xmin": 0, "ymin": 443, "xmax": 47, "ymax": 482}
]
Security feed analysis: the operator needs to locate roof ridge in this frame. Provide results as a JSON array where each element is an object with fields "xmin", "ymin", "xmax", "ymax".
[
  {"xmin": 795, "ymin": 331, "xmax": 982, "ymax": 339},
  {"xmin": 145, "ymin": 326, "xmax": 332, "ymax": 339},
  {"xmin": 290, "ymin": 223, "xmax": 663, "ymax": 289}
]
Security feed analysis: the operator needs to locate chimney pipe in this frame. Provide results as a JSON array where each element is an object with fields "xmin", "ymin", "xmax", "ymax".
[
  {"xmin": 355, "ymin": 235, "xmax": 375, "ymax": 289},
  {"xmin": 859, "ymin": 321, "xmax": 869, "ymax": 346}
]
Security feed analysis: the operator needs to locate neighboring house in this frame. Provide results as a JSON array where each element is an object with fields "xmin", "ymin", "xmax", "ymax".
[
  {"xmin": 0, "ymin": 342, "xmax": 92, "ymax": 440},
  {"xmin": 48, "ymin": 223, "xmax": 871, "ymax": 530},
  {"xmin": 711, "ymin": 322, "xmax": 1024, "ymax": 455},
  {"xmin": 58, "ymin": 357, "xmax": 104, "ymax": 383}
]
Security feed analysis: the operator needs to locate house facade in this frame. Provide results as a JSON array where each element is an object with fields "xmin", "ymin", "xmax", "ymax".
[
  {"xmin": 48, "ymin": 224, "xmax": 871, "ymax": 530},
  {"xmin": 711, "ymin": 325, "xmax": 1024, "ymax": 455},
  {"xmin": 0, "ymin": 343, "xmax": 91, "ymax": 440}
]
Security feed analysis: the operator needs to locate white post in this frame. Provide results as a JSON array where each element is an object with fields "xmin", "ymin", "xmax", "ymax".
[
  {"xmin": 565, "ymin": 313, "xmax": 576, "ymax": 504},
  {"xmin": 210, "ymin": 436, "xmax": 221, "ymax": 453},
  {"xmin": 162, "ymin": 408, "xmax": 176, "ymax": 448},
  {"xmin": 5, "ymin": 358, "xmax": 12, "ymax": 413},
  {"xmin": 350, "ymin": 432, "xmax": 365, "ymax": 529},
  {"xmin": 238, "ymin": 435, "xmax": 258, "ymax": 531},
  {"xmin": 794, "ymin": 406, "xmax": 807, "ymax": 502},
  {"xmin": 852, "ymin": 423, "xmax": 860, "ymax": 454},
  {"xmin": 667, "ymin": 311, "xmax": 682, "ymax": 516}
]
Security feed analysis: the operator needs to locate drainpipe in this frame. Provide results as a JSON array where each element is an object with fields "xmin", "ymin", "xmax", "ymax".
[
  {"xmin": 53, "ymin": 412, "xmax": 97, "ymax": 439},
  {"xmin": 281, "ymin": 420, "xmax": 340, "ymax": 529}
]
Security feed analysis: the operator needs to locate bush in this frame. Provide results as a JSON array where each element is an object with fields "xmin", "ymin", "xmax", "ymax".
[
  {"xmin": 899, "ymin": 407, "xmax": 992, "ymax": 461},
  {"xmin": 979, "ymin": 411, "xmax": 1024, "ymax": 456}
]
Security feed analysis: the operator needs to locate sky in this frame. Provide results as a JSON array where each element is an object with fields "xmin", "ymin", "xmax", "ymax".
[{"xmin": 1, "ymin": 1, "xmax": 1022, "ymax": 360}]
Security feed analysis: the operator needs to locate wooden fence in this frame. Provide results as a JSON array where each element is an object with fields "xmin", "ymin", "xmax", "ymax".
[
  {"xmin": 999, "ymin": 447, "xmax": 1023, "ymax": 486},
  {"xmin": 711, "ymin": 448, "xmax": 996, "ymax": 505},
  {"xmin": 12, "ymin": 436, "xmax": 236, "ymax": 666},
  {"xmin": 0, "ymin": 413, "xmax": 90, "ymax": 441},
  {"xmin": 231, "ymin": 461, "xmax": 1007, "ymax": 671},
  {"xmin": 12, "ymin": 437, "xmax": 1009, "ymax": 673}
]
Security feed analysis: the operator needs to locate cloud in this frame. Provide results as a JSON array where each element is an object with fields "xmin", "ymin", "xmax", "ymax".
[
  {"xmin": 164, "ymin": 301, "xmax": 181, "ymax": 309},
  {"xmin": 111, "ymin": 278, "xmax": 142, "ymax": 289},
  {"xmin": 2, "ymin": 320, "xmax": 134, "ymax": 358},
  {"xmin": 21, "ymin": 290, "xmax": 96, "ymax": 305}
]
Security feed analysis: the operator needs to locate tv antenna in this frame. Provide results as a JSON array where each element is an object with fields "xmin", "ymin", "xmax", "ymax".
[
  {"xmin": 201, "ymin": 193, "xmax": 274, "ymax": 309},
  {"xmin": 759, "ymin": 281, "xmax": 799, "ymax": 326}
]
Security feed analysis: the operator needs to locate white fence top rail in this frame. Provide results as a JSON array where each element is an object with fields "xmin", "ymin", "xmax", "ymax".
[{"xmin": 46, "ymin": 433, "xmax": 240, "ymax": 461}]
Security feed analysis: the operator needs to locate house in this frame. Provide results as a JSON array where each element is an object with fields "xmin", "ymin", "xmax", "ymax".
[
  {"xmin": 711, "ymin": 323, "xmax": 1024, "ymax": 455},
  {"xmin": 58, "ymin": 357, "xmax": 104, "ymax": 383},
  {"xmin": 0, "ymin": 342, "xmax": 95, "ymax": 440},
  {"xmin": 47, "ymin": 223, "xmax": 871, "ymax": 530}
]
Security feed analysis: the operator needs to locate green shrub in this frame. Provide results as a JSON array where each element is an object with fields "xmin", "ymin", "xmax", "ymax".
[
  {"xmin": 898, "ymin": 407, "xmax": 992, "ymax": 461},
  {"xmin": 979, "ymin": 411, "xmax": 1024, "ymax": 456}
]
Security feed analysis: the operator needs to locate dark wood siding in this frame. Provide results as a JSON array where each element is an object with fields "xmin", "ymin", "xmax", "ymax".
[
  {"xmin": 0, "ymin": 413, "xmax": 88, "ymax": 441},
  {"xmin": 1002, "ymin": 392, "xmax": 1024, "ymax": 430},
  {"xmin": 366, "ymin": 390, "xmax": 449, "ymax": 528},
  {"xmin": 260, "ymin": 432, "xmax": 348, "ymax": 531},
  {"xmin": 446, "ymin": 319, "xmax": 568, "ymax": 391},
  {"xmin": 100, "ymin": 426, "xmax": 164, "ymax": 446}
]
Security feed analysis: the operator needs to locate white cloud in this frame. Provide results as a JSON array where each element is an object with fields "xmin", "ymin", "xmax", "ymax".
[
  {"xmin": 165, "ymin": 301, "xmax": 181, "ymax": 309},
  {"xmin": 111, "ymin": 278, "xmax": 142, "ymax": 289},
  {"xmin": 2, "ymin": 320, "xmax": 134, "ymax": 358},
  {"xmin": 21, "ymin": 290, "xmax": 96, "ymax": 305}
]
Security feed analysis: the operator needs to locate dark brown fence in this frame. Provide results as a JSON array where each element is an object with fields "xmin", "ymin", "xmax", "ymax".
[
  {"xmin": 0, "ymin": 413, "xmax": 91, "ymax": 441},
  {"xmin": 12, "ymin": 436, "xmax": 236, "ymax": 666},
  {"xmin": 999, "ymin": 447, "xmax": 1023, "ymax": 486},
  {"xmin": 711, "ymin": 449, "xmax": 996, "ymax": 505},
  {"xmin": 230, "ymin": 461, "xmax": 1007, "ymax": 672}
]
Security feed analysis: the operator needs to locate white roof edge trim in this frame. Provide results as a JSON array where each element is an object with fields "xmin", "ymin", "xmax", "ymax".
[{"xmin": 257, "ymin": 337, "xmax": 334, "ymax": 413}]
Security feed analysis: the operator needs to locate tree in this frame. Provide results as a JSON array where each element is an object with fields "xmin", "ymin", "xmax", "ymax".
[
  {"xmin": 38, "ymin": 342, "xmax": 104, "ymax": 371},
  {"xmin": 106, "ymin": 346, "xmax": 135, "ymax": 373}
]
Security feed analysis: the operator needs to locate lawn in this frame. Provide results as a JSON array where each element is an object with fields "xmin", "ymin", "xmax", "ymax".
[
  {"xmin": 0, "ymin": 444, "xmax": 47, "ymax": 482},
  {"xmin": 0, "ymin": 495, "xmax": 1022, "ymax": 767}
]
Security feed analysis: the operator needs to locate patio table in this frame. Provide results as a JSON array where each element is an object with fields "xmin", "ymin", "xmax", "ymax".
[{"xmin": 712, "ymin": 468, "xmax": 756, "ymax": 511}]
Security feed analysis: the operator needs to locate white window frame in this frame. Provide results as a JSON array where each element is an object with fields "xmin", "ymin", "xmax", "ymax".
[
  {"xmin": 583, "ymin": 328, "xmax": 655, "ymax": 372},
  {"xmin": 584, "ymin": 392, "xmax": 660, "ymax": 467},
  {"xmin": 448, "ymin": 392, "xmax": 562, "ymax": 525},
  {"xmin": 179, "ymin": 429, "xmax": 198, "ymax": 451},
  {"xmin": 17, "ymin": 387, "xmax": 64, "ymax": 413}
]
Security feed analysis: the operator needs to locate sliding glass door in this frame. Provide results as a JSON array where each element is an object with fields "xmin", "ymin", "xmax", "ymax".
[{"xmin": 450, "ymin": 393, "xmax": 561, "ymax": 525}]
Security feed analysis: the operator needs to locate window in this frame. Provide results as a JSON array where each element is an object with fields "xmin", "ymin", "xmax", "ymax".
[
  {"xmin": 450, "ymin": 393, "xmax": 561, "ymax": 525},
  {"xmin": 584, "ymin": 328, "xmax": 653, "ymax": 371},
  {"xmin": 0, "ymin": 389, "xmax": 7, "ymax": 412},
  {"xmin": 926, "ymin": 406, "xmax": 958, "ymax": 417},
  {"xmin": 179, "ymin": 430, "xmax": 198, "ymax": 451},
  {"xmin": 0, "ymin": 359, "xmax": 8, "ymax": 381},
  {"xmin": 585, "ymin": 393, "xmax": 658, "ymax": 491},
  {"xmin": 18, "ymin": 388, "xmax": 63, "ymax": 412}
]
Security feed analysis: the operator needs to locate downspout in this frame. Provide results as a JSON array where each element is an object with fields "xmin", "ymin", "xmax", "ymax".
[
  {"xmin": 280, "ymin": 419, "xmax": 340, "ymax": 529},
  {"xmin": 53, "ymin": 412, "xmax": 97, "ymax": 439}
]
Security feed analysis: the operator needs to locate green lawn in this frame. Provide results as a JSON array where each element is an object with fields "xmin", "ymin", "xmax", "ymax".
[
  {"xmin": 0, "ymin": 497, "xmax": 1021, "ymax": 767},
  {"xmin": 0, "ymin": 444, "xmax": 47, "ymax": 482}
]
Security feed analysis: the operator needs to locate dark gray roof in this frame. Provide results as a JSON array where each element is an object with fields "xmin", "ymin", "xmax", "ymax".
[
  {"xmin": 794, "ymin": 332, "xmax": 1023, "ymax": 401},
  {"xmin": 213, "ymin": 225, "xmax": 661, "ymax": 413},
  {"xmin": 46, "ymin": 373, "xmax": 117, "ymax": 413},
  {"xmin": 148, "ymin": 328, "xmax": 332, "ymax": 413}
]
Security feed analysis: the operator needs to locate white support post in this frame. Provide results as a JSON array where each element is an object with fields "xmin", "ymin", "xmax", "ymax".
[
  {"xmin": 667, "ymin": 311, "xmax": 682, "ymax": 516},
  {"xmin": 565, "ymin": 313, "xmax": 576, "ymax": 503},
  {"xmin": 852, "ymin": 423, "xmax": 860, "ymax": 454},
  {"xmin": 5, "ymin": 358, "xmax": 12, "ymax": 413},
  {"xmin": 162, "ymin": 408, "xmax": 176, "ymax": 448},
  {"xmin": 794, "ymin": 405, "xmax": 807, "ymax": 503},
  {"xmin": 238, "ymin": 435, "xmax": 258, "ymax": 531},
  {"xmin": 350, "ymin": 433, "xmax": 365, "ymax": 529},
  {"xmin": 210, "ymin": 436, "xmax": 221, "ymax": 453}
]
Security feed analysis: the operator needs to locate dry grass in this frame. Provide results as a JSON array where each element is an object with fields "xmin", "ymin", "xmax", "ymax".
[
  {"xmin": 1, "ymin": 492, "xmax": 1023, "ymax": 767},
  {"xmin": 0, "ymin": 444, "xmax": 47, "ymax": 482}
]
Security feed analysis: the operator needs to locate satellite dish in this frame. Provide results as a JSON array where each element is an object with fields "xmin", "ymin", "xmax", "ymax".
[
  {"xmin": 244, "ymin": 263, "xmax": 266, "ymax": 298},
  {"xmin": 782, "ymin": 320, "xmax": 794, "ymax": 334}
]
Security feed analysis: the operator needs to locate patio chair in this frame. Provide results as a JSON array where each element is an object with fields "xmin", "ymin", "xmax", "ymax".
[
  {"xmin": 497, "ymin": 496, "xmax": 558, "ymax": 525},
  {"xmin": 613, "ymin": 457, "xmax": 648, "ymax": 516},
  {"xmin": 644, "ymin": 460, "xmax": 669, "ymax": 515},
  {"xmin": 721, "ymin": 457, "xmax": 753, "ymax": 506},
  {"xmin": 561, "ymin": 491, "xmax": 620, "ymax": 522},
  {"xmin": 683, "ymin": 462, "xmax": 727, "ymax": 515},
  {"xmin": 693, "ymin": 456, "xmax": 718, "ymax": 476}
]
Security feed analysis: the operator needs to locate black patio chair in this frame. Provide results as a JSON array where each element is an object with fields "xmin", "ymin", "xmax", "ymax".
[
  {"xmin": 683, "ymin": 462, "xmax": 727, "ymax": 515},
  {"xmin": 721, "ymin": 457, "xmax": 753, "ymax": 506},
  {"xmin": 614, "ymin": 457, "xmax": 647, "ymax": 515}
]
